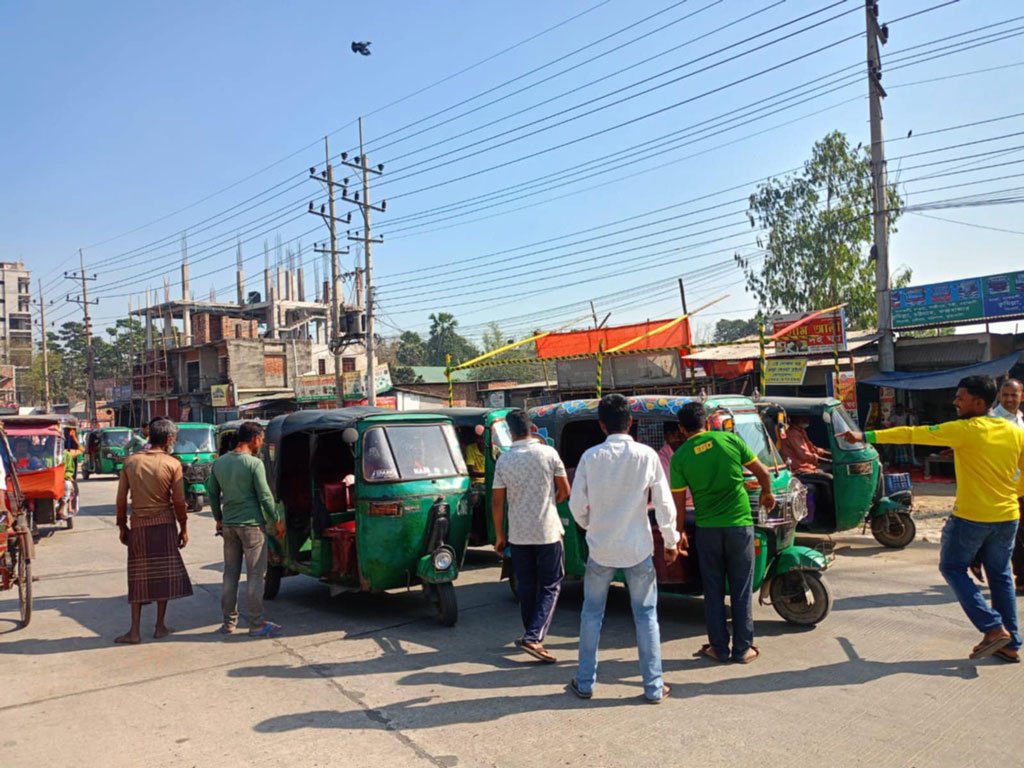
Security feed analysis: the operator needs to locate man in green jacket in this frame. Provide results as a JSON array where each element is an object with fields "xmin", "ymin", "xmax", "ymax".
[{"xmin": 208, "ymin": 420, "xmax": 281, "ymax": 638}]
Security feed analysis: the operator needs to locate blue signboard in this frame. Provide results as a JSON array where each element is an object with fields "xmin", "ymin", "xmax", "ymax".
[{"xmin": 892, "ymin": 272, "xmax": 1024, "ymax": 329}]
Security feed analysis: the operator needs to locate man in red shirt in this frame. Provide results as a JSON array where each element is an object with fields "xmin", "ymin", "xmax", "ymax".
[{"xmin": 780, "ymin": 416, "xmax": 833, "ymax": 526}]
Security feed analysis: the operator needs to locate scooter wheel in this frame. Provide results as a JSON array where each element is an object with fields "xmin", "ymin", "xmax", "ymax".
[
  {"xmin": 871, "ymin": 512, "xmax": 916, "ymax": 549},
  {"xmin": 770, "ymin": 571, "xmax": 832, "ymax": 626}
]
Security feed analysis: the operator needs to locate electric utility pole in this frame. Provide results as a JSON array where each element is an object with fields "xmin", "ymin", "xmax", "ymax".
[
  {"xmin": 866, "ymin": 0, "xmax": 894, "ymax": 371},
  {"xmin": 308, "ymin": 137, "xmax": 352, "ymax": 408},
  {"xmin": 35, "ymin": 280, "xmax": 51, "ymax": 412},
  {"xmin": 65, "ymin": 250, "xmax": 98, "ymax": 425},
  {"xmin": 342, "ymin": 117, "xmax": 386, "ymax": 407}
]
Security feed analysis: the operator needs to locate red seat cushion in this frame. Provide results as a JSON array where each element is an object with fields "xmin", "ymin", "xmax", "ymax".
[{"xmin": 322, "ymin": 482, "xmax": 351, "ymax": 514}]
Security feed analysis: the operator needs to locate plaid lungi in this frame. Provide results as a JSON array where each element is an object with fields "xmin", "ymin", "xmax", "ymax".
[{"xmin": 127, "ymin": 509, "xmax": 193, "ymax": 603}]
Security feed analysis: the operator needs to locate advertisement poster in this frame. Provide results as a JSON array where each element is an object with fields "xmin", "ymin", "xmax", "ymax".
[
  {"xmin": 771, "ymin": 310, "xmax": 847, "ymax": 355},
  {"xmin": 210, "ymin": 384, "xmax": 232, "ymax": 407},
  {"xmin": 342, "ymin": 364, "xmax": 392, "ymax": 400},
  {"xmin": 831, "ymin": 371, "xmax": 859, "ymax": 425},
  {"xmin": 297, "ymin": 365, "xmax": 393, "ymax": 403},
  {"xmin": 764, "ymin": 358, "xmax": 808, "ymax": 386},
  {"xmin": 892, "ymin": 272, "xmax": 1024, "ymax": 329}
]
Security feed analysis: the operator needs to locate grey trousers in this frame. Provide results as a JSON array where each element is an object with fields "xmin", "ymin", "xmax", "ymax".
[{"xmin": 222, "ymin": 525, "xmax": 267, "ymax": 629}]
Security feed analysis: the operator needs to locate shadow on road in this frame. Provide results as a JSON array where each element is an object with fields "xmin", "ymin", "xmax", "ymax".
[{"xmin": 834, "ymin": 584, "xmax": 953, "ymax": 611}]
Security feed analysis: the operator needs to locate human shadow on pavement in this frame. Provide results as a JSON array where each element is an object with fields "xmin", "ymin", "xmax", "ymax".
[
  {"xmin": 666, "ymin": 636, "xmax": 978, "ymax": 699},
  {"xmin": 833, "ymin": 584, "xmax": 952, "ymax": 611}
]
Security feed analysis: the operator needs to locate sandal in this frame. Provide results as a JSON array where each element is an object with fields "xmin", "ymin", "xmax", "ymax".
[
  {"xmin": 697, "ymin": 643, "xmax": 728, "ymax": 663},
  {"xmin": 733, "ymin": 646, "xmax": 761, "ymax": 664},
  {"xmin": 645, "ymin": 684, "xmax": 671, "ymax": 704},
  {"xmin": 994, "ymin": 648, "xmax": 1020, "ymax": 664},
  {"xmin": 516, "ymin": 638, "xmax": 556, "ymax": 663},
  {"xmin": 569, "ymin": 678, "xmax": 592, "ymax": 700},
  {"xmin": 969, "ymin": 633, "xmax": 1012, "ymax": 659}
]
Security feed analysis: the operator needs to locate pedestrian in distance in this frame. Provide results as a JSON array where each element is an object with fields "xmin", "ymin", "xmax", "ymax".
[
  {"xmin": 841, "ymin": 375, "xmax": 1024, "ymax": 663},
  {"xmin": 207, "ymin": 420, "xmax": 281, "ymax": 638},
  {"xmin": 114, "ymin": 417, "xmax": 192, "ymax": 644},
  {"xmin": 671, "ymin": 402, "xmax": 776, "ymax": 664},
  {"xmin": 568, "ymin": 394, "xmax": 680, "ymax": 703},
  {"xmin": 491, "ymin": 409, "xmax": 570, "ymax": 663}
]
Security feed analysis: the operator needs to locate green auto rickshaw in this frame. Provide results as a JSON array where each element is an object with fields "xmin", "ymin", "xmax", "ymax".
[
  {"xmin": 216, "ymin": 419, "xmax": 269, "ymax": 456},
  {"xmin": 759, "ymin": 397, "xmax": 915, "ymax": 549},
  {"xmin": 82, "ymin": 427, "xmax": 133, "ymax": 479},
  {"xmin": 412, "ymin": 408, "xmax": 514, "ymax": 545},
  {"xmin": 262, "ymin": 407, "xmax": 472, "ymax": 626},
  {"xmin": 529, "ymin": 394, "xmax": 833, "ymax": 626},
  {"xmin": 171, "ymin": 422, "xmax": 217, "ymax": 513}
]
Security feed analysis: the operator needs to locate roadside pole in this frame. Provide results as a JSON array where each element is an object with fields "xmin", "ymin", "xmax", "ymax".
[
  {"xmin": 65, "ymin": 251, "xmax": 98, "ymax": 425},
  {"xmin": 36, "ymin": 279, "xmax": 51, "ymax": 412},
  {"xmin": 866, "ymin": 0, "xmax": 894, "ymax": 371}
]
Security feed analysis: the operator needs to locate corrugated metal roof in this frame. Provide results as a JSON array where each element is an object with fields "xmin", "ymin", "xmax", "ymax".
[
  {"xmin": 894, "ymin": 338, "xmax": 987, "ymax": 368},
  {"xmin": 683, "ymin": 330, "xmax": 880, "ymax": 362}
]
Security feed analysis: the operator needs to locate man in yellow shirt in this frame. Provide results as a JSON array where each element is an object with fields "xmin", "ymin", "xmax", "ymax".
[{"xmin": 843, "ymin": 375, "xmax": 1024, "ymax": 662}]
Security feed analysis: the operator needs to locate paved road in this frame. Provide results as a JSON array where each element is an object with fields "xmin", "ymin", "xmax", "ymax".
[{"xmin": 2, "ymin": 479, "xmax": 1022, "ymax": 768}]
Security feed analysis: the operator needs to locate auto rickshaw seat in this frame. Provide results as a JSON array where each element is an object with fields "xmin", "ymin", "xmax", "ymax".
[{"xmin": 322, "ymin": 481, "xmax": 352, "ymax": 514}]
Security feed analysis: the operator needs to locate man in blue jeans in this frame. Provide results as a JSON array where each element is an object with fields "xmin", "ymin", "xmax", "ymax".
[
  {"xmin": 568, "ymin": 394, "xmax": 680, "ymax": 703},
  {"xmin": 843, "ymin": 375, "xmax": 1024, "ymax": 662},
  {"xmin": 671, "ymin": 401, "xmax": 776, "ymax": 664}
]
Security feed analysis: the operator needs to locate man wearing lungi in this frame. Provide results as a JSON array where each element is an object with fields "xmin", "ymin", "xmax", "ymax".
[{"xmin": 115, "ymin": 417, "xmax": 192, "ymax": 644}]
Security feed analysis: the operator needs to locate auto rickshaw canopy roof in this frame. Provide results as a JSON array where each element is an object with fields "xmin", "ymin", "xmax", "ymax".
[
  {"xmin": 758, "ymin": 396, "xmax": 843, "ymax": 417},
  {"xmin": 411, "ymin": 407, "xmax": 512, "ymax": 428},
  {"xmin": 529, "ymin": 394, "xmax": 760, "ymax": 425},
  {"xmin": 0, "ymin": 415, "xmax": 79, "ymax": 432}
]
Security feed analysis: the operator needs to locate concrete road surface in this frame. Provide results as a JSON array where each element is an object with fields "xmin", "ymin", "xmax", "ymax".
[{"xmin": 2, "ymin": 479, "xmax": 1022, "ymax": 768}]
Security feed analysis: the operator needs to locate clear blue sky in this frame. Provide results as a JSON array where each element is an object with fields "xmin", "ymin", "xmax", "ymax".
[{"xmin": 2, "ymin": 0, "xmax": 1022, "ymax": 344}]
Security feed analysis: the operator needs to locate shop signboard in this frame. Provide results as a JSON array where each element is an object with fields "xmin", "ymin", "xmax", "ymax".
[
  {"xmin": 764, "ymin": 358, "xmax": 808, "ymax": 386},
  {"xmin": 771, "ymin": 310, "xmax": 847, "ymax": 355},
  {"xmin": 297, "ymin": 365, "xmax": 393, "ymax": 403},
  {"xmin": 892, "ymin": 272, "xmax": 1024, "ymax": 329},
  {"xmin": 831, "ymin": 371, "xmax": 859, "ymax": 425},
  {"xmin": 342, "ymin": 364, "xmax": 392, "ymax": 400}
]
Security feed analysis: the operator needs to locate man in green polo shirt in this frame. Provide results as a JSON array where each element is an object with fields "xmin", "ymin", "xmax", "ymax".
[
  {"xmin": 208, "ymin": 421, "xmax": 281, "ymax": 638},
  {"xmin": 671, "ymin": 402, "xmax": 775, "ymax": 664}
]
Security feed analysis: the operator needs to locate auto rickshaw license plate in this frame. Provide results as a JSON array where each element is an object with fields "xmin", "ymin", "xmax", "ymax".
[{"xmin": 369, "ymin": 502, "xmax": 402, "ymax": 517}]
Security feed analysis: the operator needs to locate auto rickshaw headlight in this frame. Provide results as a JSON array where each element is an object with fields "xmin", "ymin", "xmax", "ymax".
[
  {"xmin": 432, "ymin": 546, "xmax": 455, "ymax": 572},
  {"xmin": 787, "ymin": 479, "xmax": 808, "ymax": 522}
]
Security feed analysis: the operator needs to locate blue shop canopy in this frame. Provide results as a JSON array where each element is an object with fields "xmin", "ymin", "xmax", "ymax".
[{"xmin": 863, "ymin": 351, "xmax": 1021, "ymax": 390}]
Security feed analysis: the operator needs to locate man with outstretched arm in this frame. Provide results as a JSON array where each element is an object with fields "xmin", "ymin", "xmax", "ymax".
[{"xmin": 841, "ymin": 375, "xmax": 1024, "ymax": 663}]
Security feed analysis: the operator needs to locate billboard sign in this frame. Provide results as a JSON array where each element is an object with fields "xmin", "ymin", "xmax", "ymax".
[
  {"xmin": 892, "ymin": 272, "xmax": 1024, "ymax": 329},
  {"xmin": 771, "ymin": 310, "xmax": 847, "ymax": 355},
  {"xmin": 764, "ymin": 358, "xmax": 808, "ymax": 386},
  {"xmin": 296, "ymin": 365, "xmax": 393, "ymax": 403}
]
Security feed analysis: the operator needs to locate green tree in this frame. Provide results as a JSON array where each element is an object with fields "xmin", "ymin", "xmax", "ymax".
[
  {"xmin": 712, "ymin": 318, "xmax": 759, "ymax": 344},
  {"xmin": 395, "ymin": 331, "xmax": 427, "ymax": 366},
  {"xmin": 468, "ymin": 322, "xmax": 546, "ymax": 383},
  {"xmin": 741, "ymin": 130, "xmax": 908, "ymax": 330},
  {"xmin": 426, "ymin": 312, "xmax": 479, "ymax": 367}
]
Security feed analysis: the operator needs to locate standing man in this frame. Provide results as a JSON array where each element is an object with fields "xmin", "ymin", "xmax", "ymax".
[
  {"xmin": 491, "ymin": 410, "xmax": 570, "ymax": 663},
  {"xmin": 207, "ymin": 420, "xmax": 281, "ymax": 638},
  {"xmin": 842, "ymin": 376, "xmax": 1024, "ymax": 662},
  {"xmin": 671, "ymin": 402, "xmax": 775, "ymax": 664},
  {"xmin": 568, "ymin": 394, "xmax": 679, "ymax": 703},
  {"xmin": 658, "ymin": 421, "xmax": 685, "ymax": 478},
  {"xmin": 991, "ymin": 378, "xmax": 1024, "ymax": 594},
  {"xmin": 114, "ymin": 418, "xmax": 192, "ymax": 644}
]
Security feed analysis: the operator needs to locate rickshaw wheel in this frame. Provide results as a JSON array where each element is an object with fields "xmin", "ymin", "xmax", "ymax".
[
  {"xmin": 16, "ymin": 535, "xmax": 31, "ymax": 628},
  {"xmin": 65, "ymin": 516, "xmax": 74, "ymax": 530},
  {"xmin": 264, "ymin": 565, "xmax": 283, "ymax": 600},
  {"xmin": 871, "ymin": 513, "xmax": 916, "ymax": 549},
  {"xmin": 424, "ymin": 582, "xmax": 458, "ymax": 627},
  {"xmin": 770, "ymin": 571, "xmax": 831, "ymax": 626}
]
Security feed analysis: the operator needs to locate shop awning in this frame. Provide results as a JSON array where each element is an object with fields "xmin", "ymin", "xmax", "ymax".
[{"xmin": 862, "ymin": 351, "xmax": 1021, "ymax": 390}]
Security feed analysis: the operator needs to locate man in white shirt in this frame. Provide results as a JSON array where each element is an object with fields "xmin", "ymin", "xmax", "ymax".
[
  {"xmin": 992, "ymin": 378, "xmax": 1024, "ymax": 593},
  {"xmin": 568, "ymin": 394, "xmax": 680, "ymax": 704},
  {"xmin": 492, "ymin": 410, "xmax": 570, "ymax": 663}
]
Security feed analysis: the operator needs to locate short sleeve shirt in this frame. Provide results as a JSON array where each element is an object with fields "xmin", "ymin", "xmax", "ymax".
[
  {"xmin": 492, "ymin": 439, "xmax": 567, "ymax": 545},
  {"xmin": 670, "ymin": 431, "xmax": 757, "ymax": 528}
]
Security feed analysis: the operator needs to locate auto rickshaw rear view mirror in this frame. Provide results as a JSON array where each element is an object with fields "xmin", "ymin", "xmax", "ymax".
[{"xmin": 342, "ymin": 428, "xmax": 359, "ymax": 445}]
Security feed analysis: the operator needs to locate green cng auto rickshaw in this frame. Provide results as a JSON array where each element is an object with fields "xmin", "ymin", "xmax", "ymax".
[
  {"xmin": 82, "ymin": 427, "xmax": 133, "ymax": 479},
  {"xmin": 171, "ymin": 422, "xmax": 217, "ymax": 513},
  {"xmin": 412, "ymin": 408, "xmax": 514, "ymax": 545},
  {"xmin": 529, "ymin": 395, "xmax": 833, "ymax": 626},
  {"xmin": 262, "ymin": 407, "xmax": 472, "ymax": 626},
  {"xmin": 759, "ymin": 397, "xmax": 915, "ymax": 549},
  {"xmin": 216, "ymin": 419, "xmax": 269, "ymax": 456}
]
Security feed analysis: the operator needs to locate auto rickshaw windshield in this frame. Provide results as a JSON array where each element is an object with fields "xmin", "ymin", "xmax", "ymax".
[
  {"xmin": 734, "ymin": 414, "xmax": 783, "ymax": 467},
  {"xmin": 173, "ymin": 426, "xmax": 215, "ymax": 454},
  {"xmin": 491, "ymin": 419, "xmax": 513, "ymax": 456},
  {"xmin": 362, "ymin": 424, "xmax": 466, "ymax": 482},
  {"xmin": 102, "ymin": 431, "xmax": 131, "ymax": 448},
  {"xmin": 830, "ymin": 406, "xmax": 865, "ymax": 450}
]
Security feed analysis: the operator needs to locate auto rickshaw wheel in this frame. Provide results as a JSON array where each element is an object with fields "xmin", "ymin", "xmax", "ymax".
[
  {"xmin": 16, "ymin": 535, "xmax": 31, "ymax": 628},
  {"xmin": 770, "ymin": 571, "xmax": 832, "ymax": 626},
  {"xmin": 424, "ymin": 582, "xmax": 458, "ymax": 627},
  {"xmin": 264, "ymin": 565, "xmax": 283, "ymax": 600},
  {"xmin": 871, "ymin": 512, "xmax": 916, "ymax": 549}
]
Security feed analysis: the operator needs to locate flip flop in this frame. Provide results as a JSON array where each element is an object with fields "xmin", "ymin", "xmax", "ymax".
[
  {"xmin": 515, "ymin": 638, "xmax": 556, "ymax": 663},
  {"xmin": 733, "ymin": 646, "xmax": 761, "ymax": 664},
  {"xmin": 969, "ymin": 634, "xmax": 1012, "ymax": 659},
  {"xmin": 249, "ymin": 621, "xmax": 281, "ymax": 639},
  {"xmin": 569, "ymin": 678, "xmax": 592, "ymax": 700},
  {"xmin": 994, "ymin": 649, "xmax": 1020, "ymax": 664},
  {"xmin": 697, "ymin": 644, "xmax": 728, "ymax": 663},
  {"xmin": 645, "ymin": 684, "xmax": 671, "ymax": 704}
]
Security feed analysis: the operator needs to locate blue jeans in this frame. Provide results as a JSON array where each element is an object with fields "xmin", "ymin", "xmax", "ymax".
[
  {"xmin": 695, "ymin": 525, "xmax": 755, "ymax": 661},
  {"xmin": 510, "ymin": 542, "xmax": 564, "ymax": 643},
  {"xmin": 576, "ymin": 556, "xmax": 664, "ymax": 700},
  {"xmin": 939, "ymin": 516, "xmax": 1021, "ymax": 650}
]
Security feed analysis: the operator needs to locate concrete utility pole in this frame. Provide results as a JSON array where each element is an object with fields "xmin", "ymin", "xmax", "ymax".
[
  {"xmin": 65, "ymin": 250, "xmax": 98, "ymax": 425},
  {"xmin": 866, "ymin": 0, "xmax": 894, "ymax": 371},
  {"xmin": 36, "ymin": 279, "xmax": 50, "ymax": 412},
  {"xmin": 342, "ymin": 117, "xmax": 385, "ymax": 407}
]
